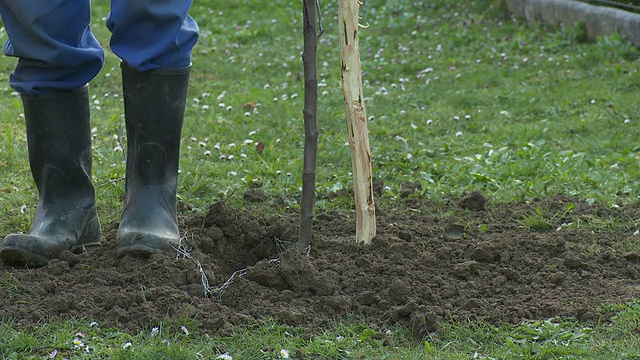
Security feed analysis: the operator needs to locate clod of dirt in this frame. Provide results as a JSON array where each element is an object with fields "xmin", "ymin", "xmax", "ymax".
[
  {"xmin": 58, "ymin": 251, "xmax": 81, "ymax": 267},
  {"xmin": 464, "ymin": 299, "xmax": 482, "ymax": 310},
  {"xmin": 458, "ymin": 191, "xmax": 487, "ymax": 211},
  {"xmin": 445, "ymin": 224, "xmax": 465, "ymax": 239},
  {"xmin": 400, "ymin": 181, "xmax": 422, "ymax": 198},
  {"xmin": 623, "ymin": 251, "xmax": 640, "ymax": 262},
  {"xmin": 453, "ymin": 260, "xmax": 480, "ymax": 279},
  {"xmin": 563, "ymin": 255, "xmax": 584, "ymax": 270},
  {"xmin": 243, "ymin": 188, "xmax": 267, "ymax": 203},
  {"xmin": 387, "ymin": 279, "xmax": 412, "ymax": 305},
  {"xmin": 549, "ymin": 272, "xmax": 566, "ymax": 285},
  {"xmin": 468, "ymin": 243, "xmax": 498, "ymax": 263},
  {"xmin": 409, "ymin": 312, "xmax": 438, "ymax": 340},
  {"xmin": 397, "ymin": 230, "xmax": 412, "ymax": 241},
  {"xmin": 246, "ymin": 249, "xmax": 338, "ymax": 296},
  {"xmin": 500, "ymin": 267, "xmax": 520, "ymax": 281}
]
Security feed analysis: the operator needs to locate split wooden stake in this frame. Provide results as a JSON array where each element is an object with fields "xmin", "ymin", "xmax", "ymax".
[{"xmin": 339, "ymin": 0, "xmax": 376, "ymax": 244}]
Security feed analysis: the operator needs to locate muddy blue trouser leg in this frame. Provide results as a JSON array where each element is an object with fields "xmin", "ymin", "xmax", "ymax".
[{"xmin": 0, "ymin": 0, "xmax": 198, "ymax": 95}]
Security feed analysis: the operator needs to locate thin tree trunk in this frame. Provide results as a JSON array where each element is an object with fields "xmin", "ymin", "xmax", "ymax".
[
  {"xmin": 339, "ymin": 0, "xmax": 376, "ymax": 244},
  {"xmin": 297, "ymin": 0, "xmax": 319, "ymax": 250}
]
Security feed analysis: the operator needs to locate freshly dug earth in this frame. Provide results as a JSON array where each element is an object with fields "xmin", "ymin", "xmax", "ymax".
[{"xmin": 1, "ymin": 192, "xmax": 640, "ymax": 338}]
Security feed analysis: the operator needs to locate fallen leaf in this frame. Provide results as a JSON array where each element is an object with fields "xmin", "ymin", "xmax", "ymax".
[{"xmin": 256, "ymin": 141, "xmax": 265, "ymax": 155}]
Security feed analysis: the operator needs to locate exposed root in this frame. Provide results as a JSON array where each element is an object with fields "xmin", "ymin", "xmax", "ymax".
[
  {"xmin": 214, "ymin": 258, "xmax": 281, "ymax": 299},
  {"xmin": 174, "ymin": 239, "xmax": 213, "ymax": 298}
]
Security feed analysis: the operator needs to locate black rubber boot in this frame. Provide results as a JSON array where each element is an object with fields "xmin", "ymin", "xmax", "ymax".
[
  {"xmin": 0, "ymin": 87, "xmax": 101, "ymax": 267},
  {"xmin": 117, "ymin": 63, "xmax": 190, "ymax": 257}
]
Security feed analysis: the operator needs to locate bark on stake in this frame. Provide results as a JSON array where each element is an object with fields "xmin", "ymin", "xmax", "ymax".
[
  {"xmin": 297, "ymin": 0, "xmax": 319, "ymax": 249},
  {"xmin": 339, "ymin": 0, "xmax": 376, "ymax": 244}
]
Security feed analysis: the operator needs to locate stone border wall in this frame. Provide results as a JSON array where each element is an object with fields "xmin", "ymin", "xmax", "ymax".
[{"xmin": 501, "ymin": 0, "xmax": 640, "ymax": 46}]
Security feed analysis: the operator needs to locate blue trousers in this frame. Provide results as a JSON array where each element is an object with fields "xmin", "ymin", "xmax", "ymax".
[{"xmin": 0, "ymin": 0, "xmax": 199, "ymax": 95}]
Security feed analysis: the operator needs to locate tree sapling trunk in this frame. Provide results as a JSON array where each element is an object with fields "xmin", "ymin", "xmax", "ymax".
[{"xmin": 297, "ymin": 0, "xmax": 320, "ymax": 250}]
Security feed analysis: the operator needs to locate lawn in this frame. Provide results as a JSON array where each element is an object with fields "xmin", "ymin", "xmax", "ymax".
[{"xmin": 2, "ymin": 0, "xmax": 640, "ymax": 358}]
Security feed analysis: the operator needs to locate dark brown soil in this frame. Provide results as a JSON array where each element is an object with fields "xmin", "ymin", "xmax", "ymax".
[{"xmin": 2, "ymin": 191, "xmax": 640, "ymax": 338}]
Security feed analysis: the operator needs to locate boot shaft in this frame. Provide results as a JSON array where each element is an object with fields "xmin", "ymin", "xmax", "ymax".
[
  {"xmin": 21, "ymin": 87, "xmax": 95, "ymax": 207},
  {"xmin": 121, "ymin": 63, "xmax": 190, "ymax": 189}
]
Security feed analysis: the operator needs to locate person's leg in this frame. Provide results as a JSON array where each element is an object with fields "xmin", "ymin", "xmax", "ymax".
[
  {"xmin": 0, "ymin": 0, "xmax": 104, "ymax": 94},
  {"xmin": 107, "ymin": 0, "xmax": 198, "ymax": 71},
  {"xmin": 0, "ymin": 0, "xmax": 104, "ymax": 267},
  {"xmin": 107, "ymin": 0, "xmax": 198, "ymax": 256}
]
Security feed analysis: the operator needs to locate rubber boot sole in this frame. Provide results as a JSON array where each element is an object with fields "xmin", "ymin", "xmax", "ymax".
[
  {"xmin": 0, "ymin": 213, "xmax": 101, "ymax": 268},
  {"xmin": 116, "ymin": 230, "xmax": 179, "ymax": 258}
]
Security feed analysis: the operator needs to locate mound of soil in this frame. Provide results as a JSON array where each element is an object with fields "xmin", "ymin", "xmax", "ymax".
[{"xmin": 1, "ymin": 193, "xmax": 640, "ymax": 338}]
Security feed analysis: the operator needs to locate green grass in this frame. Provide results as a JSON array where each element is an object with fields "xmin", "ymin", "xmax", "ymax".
[
  {"xmin": 4, "ymin": 0, "xmax": 640, "ymax": 231},
  {"xmin": 3, "ymin": 0, "xmax": 640, "ymax": 357},
  {"xmin": 516, "ymin": 202, "xmax": 577, "ymax": 232},
  {"xmin": 3, "ymin": 309, "xmax": 640, "ymax": 358}
]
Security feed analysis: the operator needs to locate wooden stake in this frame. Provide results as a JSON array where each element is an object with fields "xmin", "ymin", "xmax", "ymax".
[
  {"xmin": 297, "ymin": 0, "xmax": 320, "ymax": 250},
  {"xmin": 339, "ymin": 0, "xmax": 376, "ymax": 244}
]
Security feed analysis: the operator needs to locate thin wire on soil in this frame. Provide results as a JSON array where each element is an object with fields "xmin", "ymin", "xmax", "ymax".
[
  {"xmin": 174, "ymin": 239, "xmax": 213, "ymax": 298},
  {"xmin": 302, "ymin": 244, "xmax": 311, "ymax": 256},
  {"xmin": 214, "ymin": 258, "xmax": 281, "ymax": 299},
  {"xmin": 275, "ymin": 236, "xmax": 311, "ymax": 256},
  {"xmin": 176, "ymin": 224, "xmax": 313, "ymax": 299},
  {"xmin": 275, "ymin": 237, "xmax": 288, "ymax": 253},
  {"xmin": 214, "ymin": 235, "xmax": 314, "ymax": 295},
  {"xmin": 214, "ymin": 267, "xmax": 248, "ymax": 298},
  {"xmin": 174, "ymin": 234, "xmax": 290, "ymax": 299}
]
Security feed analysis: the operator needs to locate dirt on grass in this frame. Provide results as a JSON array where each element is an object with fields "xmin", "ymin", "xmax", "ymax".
[{"xmin": 2, "ymin": 189, "xmax": 640, "ymax": 338}]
